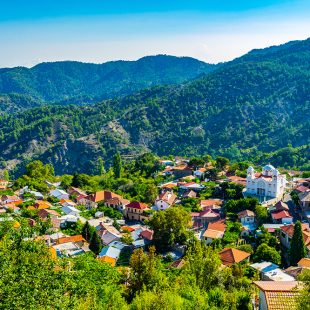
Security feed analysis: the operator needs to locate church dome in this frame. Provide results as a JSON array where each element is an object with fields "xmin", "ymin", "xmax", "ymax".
[{"xmin": 263, "ymin": 164, "xmax": 275, "ymax": 171}]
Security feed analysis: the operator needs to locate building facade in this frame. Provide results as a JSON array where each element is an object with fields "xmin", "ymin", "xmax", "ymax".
[{"xmin": 245, "ymin": 164, "xmax": 286, "ymax": 201}]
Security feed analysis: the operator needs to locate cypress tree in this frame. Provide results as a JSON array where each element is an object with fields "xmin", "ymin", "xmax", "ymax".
[
  {"xmin": 89, "ymin": 231, "xmax": 102, "ymax": 255},
  {"xmin": 289, "ymin": 221, "xmax": 306, "ymax": 265},
  {"xmin": 112, "ymin": 152, "xmax": 122, "ymax": 178},
  {"xmin": 82, "ymin": 221, "xmax": 92, "ymax": 242}
]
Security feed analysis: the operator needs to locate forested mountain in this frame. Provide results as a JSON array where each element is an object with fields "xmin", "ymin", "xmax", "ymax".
[
  {"xmin": 0, "ymin": 38, "xmax": 309, "ymax": 175},
  {"xmin": 0, "ymin": 55, "xmax": 215, "ymax": 113}
]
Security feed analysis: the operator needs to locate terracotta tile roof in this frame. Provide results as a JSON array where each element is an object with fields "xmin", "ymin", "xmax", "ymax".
[
  {"xmin": 97, "ymin": 256, "xmax": 116, "ymax": 266},
  {"xmin": 253, "ymin": 280, "xmax": 300, "ymax": 292},
  {"xmin": 295, "ymin": 185, "xmax": 309, "ymax": 193},
  {"xmin": 161, "ymin": 183, "xmax": 177, "ymax": 189},
  {"xmin": 298, "ymin": 258, "xmax": 310, "ymax": 268},
  {"xmin": 203, "ymin": 229, "xmax": 224, "ymax": 239},
  {"xmin": 87, "ymin": 190, "xmax": 121, "ymax": 203},
  {"xmin": 57, "ymin": 235, "xmax": 85, "ymax": 244},
  {"xmin": 34, "ymin": 201, "xmax": 52, "ymax": 209},
  {"xmin": 126, "ymin": 201, "xmax": 149, "ymax": 210},
  {"xmin": 207, "ymin": 220, "xmax": 226, "ymax": 232},
  {"xmin": 105, "ymin": 196, "xmax": 130, "ymax": 206},
  {"xmin": 271, "ymin": 210, "xmax": 292, "ymax": 220},
  {"xmin": 281, "ymin": 224, "xmax": 310, "ymax": 249},
  {"xmin": 265, "ymin": 291, "xmax": 300, "ymax": 310},
  {"xmin": 140, "ymin": 229, "xmax": 154, "ymax": 241},
  {"xmin": 200, "ymin": 199, "xmax": 223, "ymax": 209},
  {"xmin": 219, "ymin": 248, "xmax": 251, "ymax": 266},
  {"xmin": 199, "ymin": 209, "xmax": 220, "ymax": 219},
  {"xmin": 121, "ymin": 226, "xmax": 135, "ymax": 232},
  {"xmin": 157, "ymin": 192, "xmax": 177, "ymax": 205},
  {"xmin": 228, "ymin": 175, "xmax": 247, "ymax": 185},
  {"xmin": 238, "ymin": 209, "xmax": 255, "ymax": 218},
  {"xmin": 38, "ymin": 209, "xmax": 60, "ymax": 218}
]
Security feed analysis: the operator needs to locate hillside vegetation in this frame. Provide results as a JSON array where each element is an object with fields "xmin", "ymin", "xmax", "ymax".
[{"xmin": 0, "ymin": 39, "xmax": 309, "ymax": 175}]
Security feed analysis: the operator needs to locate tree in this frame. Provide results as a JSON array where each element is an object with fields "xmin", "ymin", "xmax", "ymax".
[
  {"xmin": 148, "ymin": 207, "xmax": 191, "ymax": 251},
  {"xmin": 121, "ymin": 233, "xmax": 133, "ymax": 245},
  {"xmin": 255, "ymin": 205, "xmax": 268, "ymax": 225},
  {"xmin": 82, "ymin": 221, "xmax": 93, "ymax": 242},
  {"xmin": 3, "ymin": 170, "xmax": 9, "ymax": 181},
  {"xmin": 113, "ymin": 152, "xmax": 122, "ymax": 179},
  {"xmin": 215, "ymin": 156, "xmax": 229, "ymax": 171},
  {"xmin": 253, "ymin": 243, "xmax": 281, "ymax": 265},
  {"xmin": 89, "ymin": 231, "xmax": 102, "ymax": 255},
  {"xmin": 290, "ymin": 221, "xmax": 307, "ymax": 265}
]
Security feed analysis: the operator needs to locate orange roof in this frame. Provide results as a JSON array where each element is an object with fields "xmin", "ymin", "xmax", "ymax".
[
  {"xmin": 27, "ymin": 206, "xmax": 36, "ymax": 211},
  {"xmin": 157, "ymin": 192, "xmax": 177, "ymax": 205},
  {"xmin": 87, "ymin": 190, "xmax": 121, "ymax": 203},
  {"xmin": 121, "ymin": 226, "xmax": 135, "ymax": 232},
  {"xmin": 203, "ymin": 229, "xmax": 224, "ymax": 239},
  {"xmin": 254, "ymin": 281, "xmax": 299, "ymax": 292},
  {"xmin": 208, "ymin": 220, "xmax": 226, "ymax": 232},
  {"xmin": 200, "ymin": 199, "xmax": 223, "ymax": 209},
  {"xmin": 161, "ymin": 183, "xmax": 177, "ymax": 189},
  {"xmin": 57, "ymin": 235, "xmax": 85, "ymax": 244},
  {"xmin": 298, "ymin": 258, "xmax": 310, "ymax": 268},
  {"xmin": 34, "ymin": 201, "xmax": 52, "ymax": 209},
  {"xmin": 97, "ymin": 256, "xmax": 116, "ymax": 266},
  {"xmin": 219, "ymin": 248, "xmax": 251, "ymax": 266}
]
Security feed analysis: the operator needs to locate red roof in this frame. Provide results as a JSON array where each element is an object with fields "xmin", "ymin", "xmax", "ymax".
[
  {"xmin": 295, "ymin": 186, "xmax": 309, "ymax": 193},
  {"xmin": 140, "ymin": 229, "xmax": 154, "ymax": 240},
  {"xmin": 271, "ymin": 210, "xmax": 292, "ymax": 220},
  {"xmin": 126, "ymin": 201, "xmax": 149, "ymax": 210},
  {"xmin": 87, "ymin": 190, "xmax": 121, "ymax": 203},
  {"xmin": 219, "ymin": 248, "xmax": 251, "ymax": 266}
]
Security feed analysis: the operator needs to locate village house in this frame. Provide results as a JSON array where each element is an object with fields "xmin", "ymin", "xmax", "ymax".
[
  {"xmin": 104, "ymin": 196, "xmax": 130, "ymax": 212},
  {"xmin": 154, "ymin": 191, "xmax": 177, "ymax": 211},
  {"xmin": 80, "ymin": 190, "xmax": 121, "ymax": 209},
  {"xmin": 182, "ymin": 190, "xmax": 197, "ymax": 198},
  {"xmin": 253, "ymin": 281, "xmax": 300, "ymax": 310},
  {"xmin": 193, "ymin": 167, "xmax": 206, "ymax": 179},
  {"xmin": 1, "ymin": 195, "xmax": 20, "ymax": 205},
  {"xmin": 192, "ymin": 209, "xmax": 221, "ymax": 228},
  {"xmin": 245, "ymin": 164, "xmax": 286, "ymax": 202},
  {"xmin": 38, "ymin": 209, "xmax": 60, "ymax": 221},
  {"xmin": 34, "ymin": 200, "xmax": 52, "ymax": 210},
  {"xmin": 200, "ymin": 199, "xmax": 223, "ymax": 211},
  {"xmin": 250, "ymin": 262, "xmax": 295, "ymax": 281},
  {"xmin": 0, "ymin": 179, "xmax": 9, "ymax": 190},
  {"xmin": 125, "ymin": 201, "xmax": 150, "ymax": 222},
  {"xmin": 238, "ymin": 209, "xmax": 255, "ymax": 225},
  {"xmin": 178, "ymin": 182, "xmax": 205, "ymax": 192},
  {"xmin": 227, "ymin": 175, "xmax": 247, "ymax": 187},
  {"xmin": 67, "ymin": 187, "xmax": 87, "ymax": 197},
  {"xmin": 271, "ymin": 210, "xmax": 293, "ymax": 224},
  {"xmin": 98, "ymin": 246, "xmax": 121, "ymax": 266},
  {"xmin": 53, "ymin": 235, "xmax": 89, "ymax": 257},
  {"xmin": 59, "ymin": 199, "xmax": 76, "ymax": 208},
  {"xmin": 61, "ymin": 205, "xmax": 81, "ymax": 217},
  {"xmin": 203, "ymin": 220, "xmax": 226, "ymax": 244},
  {"xmin": 219, "ymin": 248, "xmax": 251, "ymax": 266},
  {"xmin": 50, "ymin": 189, "xmax": 70, "ymax": 200},
  {"xmin": 97, "ymin": 223, "xmax": 122, "ymax": 245},
  {"xmin": 280, "ymin": 223, "xmax": 310, "ymax": 257}
]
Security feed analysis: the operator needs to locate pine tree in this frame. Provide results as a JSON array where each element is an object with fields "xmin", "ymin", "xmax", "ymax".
[
  {"xmin": 290, "ymin": 221, "xmax": 306, "ymax": 265},
  {"xmin": 82, "ymin": 221, "xmax": 92, "ymax": 242},
  {"xmin": 89, "ymin": 231, "xmax": 102, "ymax": 255}
]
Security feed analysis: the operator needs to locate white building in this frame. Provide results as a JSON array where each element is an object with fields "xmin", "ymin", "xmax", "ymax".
[{"xmin": 245, "ymin": 164, "xmax": 286, "ymax": 201}]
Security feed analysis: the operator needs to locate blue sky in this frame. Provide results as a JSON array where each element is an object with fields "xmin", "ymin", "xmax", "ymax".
[{"xmin": 1, "ymin": 0, "xmax": 309, "ymax": 67}]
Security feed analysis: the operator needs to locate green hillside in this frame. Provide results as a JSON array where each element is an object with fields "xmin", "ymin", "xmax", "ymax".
[
  {"xmin": 0, "ymin": 39, "xmax": 309, "ymax": 175},
  {"xmin": 0, "ymin": 55, "xmax": 215, "ymax": 113}
]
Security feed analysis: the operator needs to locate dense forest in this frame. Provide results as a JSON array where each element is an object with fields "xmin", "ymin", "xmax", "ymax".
[
  {"xmin": 0, "ymin": 38, "xmax": 309, "ymax": 175},
  {"xmin": 0, "ymin": 55, "xmax": 215, "ymax": 113}
]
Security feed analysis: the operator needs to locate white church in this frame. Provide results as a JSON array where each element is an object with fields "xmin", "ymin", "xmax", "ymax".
[{"xmin": 245, "ymin": 164, "xmax": 286, "ymax": 201}]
